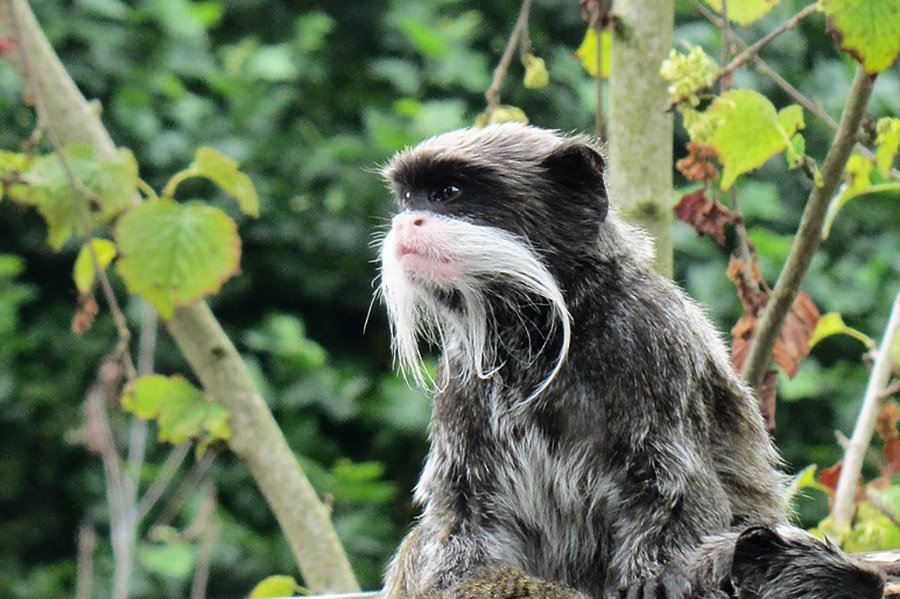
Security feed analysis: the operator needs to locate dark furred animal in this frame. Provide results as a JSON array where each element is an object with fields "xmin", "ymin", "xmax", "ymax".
[{"xmin": 377, "ymin": 124, "xmax": 882, "ymax": 598}]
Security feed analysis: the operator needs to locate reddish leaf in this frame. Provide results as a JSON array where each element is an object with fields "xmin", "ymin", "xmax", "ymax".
[
  {"xmin": 0, "ymin": 37, "xmax": 16, "ymax": 57},
  {"xmin": 727, "ymin": 255, "xmax": 819, "ymax": 378},
  {"xmin": 674, "ymin": 189, "xmax": 738, "ymax": 246},
  {"xmin": 676, "ymin": 142, "xmax": 720, "ymax": 183},
  {"xmin": 772, "ymin": 291, "xmax": 820, "ymax": 378},
  {"xmin": 71, "ymin": 294, "xmax": 99, "ymax": 335},
  {"xmin": 758, "ymin": 369, "xmax": 777, "ymax": 434},
  {"xmin": 818, "ymin": 461, "xmax": 843, "ymax": 492},
  {"xmin": 878, "ymin": 400, "xmax": 900, "ymax": 442},
  {"xmin": 884, "ymin": 438, "xmax": 900, "ymax": 474}
]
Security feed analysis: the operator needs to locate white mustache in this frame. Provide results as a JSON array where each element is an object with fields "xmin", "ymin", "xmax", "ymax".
[{"xmin": 378, "ymin": 212, "xmax": 571, "ymax": 403}]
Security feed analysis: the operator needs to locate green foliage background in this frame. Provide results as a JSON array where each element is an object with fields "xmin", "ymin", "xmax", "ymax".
[{"xmin": 0, "ymin": 0, "xmax": 897, "ymax": 596}]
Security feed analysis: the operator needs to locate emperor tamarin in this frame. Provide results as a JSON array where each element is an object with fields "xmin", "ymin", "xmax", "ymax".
[{"xmin": 377, "ymin": 124, "xmax": 883, "ymax": 598}]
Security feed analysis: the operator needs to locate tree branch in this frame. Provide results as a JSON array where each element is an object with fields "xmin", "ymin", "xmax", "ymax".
[
  {"xmin": 832, "ymin": 290, "xmax": 900, "ymax": 534},
  {"xmin": 0, "ymin": 0, "xmax": 359, "ymax": 591},
  {"xmin": 740, "ymin": 65, "xmax": 874, "ymax": 390},
  {"xmin": 713, "ymin": 3, "xmax": 818, "ymax": 86},
  {"xmin": 484, "ymin": 0, "xmax": 532, "ymax": 109}
]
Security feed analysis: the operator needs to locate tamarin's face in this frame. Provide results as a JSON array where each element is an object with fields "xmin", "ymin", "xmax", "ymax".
[{"xmin": 377, "ymin": 124, "xmax": 608, "ymax": 395}]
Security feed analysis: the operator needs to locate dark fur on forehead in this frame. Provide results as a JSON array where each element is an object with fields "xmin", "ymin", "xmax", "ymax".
[{"xmin": 382, "ymin": 124, "xmax": 609, "ymax": 244}]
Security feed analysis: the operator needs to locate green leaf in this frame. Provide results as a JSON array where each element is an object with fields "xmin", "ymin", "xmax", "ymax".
[
  {"xmin": 808, "ymin": 312, "xmax": 874, "ymax": 350},
  {"xmin": 875, "ymin": 117, "xmax": 900, "ymax": 178},
  {"xmin": 787, "ymin": 133, "xmax": 806, "ymax": 169},
  {"xmin": 783, "ymin": 464, "xmax": 827, "ymax": 510},
  {"xmin": 703, "ymin": 90, "xmax": 804, "ymax": 190},
  {"xmin": 163, "ymin": 147, "xmax": 260, "ymax": 217},
  {"xmin": 73, "ymin": 238, "xmax": 117, "ymax": 294},
  {"xmin": 138, "ymin": 540, "xmax": 195, "ymax": 579},
  {"xmin": 7, "ymin": 146, "xmax": 138, "ymax": 249},
  {"xmin": 820, "ymin": 0, "xmax": 900, "ymax": 74},
  {"xmin": 703, "ymin": 0, "xmax": 780, "ymax": 25},
  {"xmin": 522, "ymin": 53, "xmax": 549, "ymax": 89},
  {"xmin": 575, "ymin": 27, "xmax": 612, "ymax": 78},
  {"xmin": 249, "ymin": 575, "xmax": 300, "ymax": 599},
  {"xmin": 820, "ymin": 153, "xmax": 900, "ymax": 239},
  {"xmin": 115, "ymin": 199, "xmax": 241, "ymax": 318},
  {"xmin": 122, "ymin": 374, "xmax": 231, "ymax": 444}
]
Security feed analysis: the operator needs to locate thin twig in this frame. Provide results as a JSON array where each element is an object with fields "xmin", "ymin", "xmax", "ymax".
[
  {"xmin": 190, "ymin": 484, "xmax": 218, "ymax": 599},
  {"xmin": 713, "ymin": 3, "xmax": 818, "ymax": 86},
  {"xmin": 154, "ymin": 449, "xmax": 218, "ymax": 530},
  {"xmin": 741, "ymin": 65, "xmax": 875, "ymax": 389},
  {"xmin": 484, "ymin": 0, "xmax": 533, "ymax": 109},
  {"xmin": 719, "ymin": 0, "xmax": 732, "ymax": 92},
  {"xmin": 136, "ymin": 441, "xmax": 191, "ymax": 521},
  {"xmin": 879, "ymin": 380, "xmax": 900, "ymax": 401},
  {"xmin": 75, "ymin": 524, "xmax": 96, "ymax": 599},
  {"xmin": 593, "ymin": 17, "xmax": 606, "ymax": 142},
  {"xmin": 833, "ymin": 291, "xmax": 900, "ymax": 534}
]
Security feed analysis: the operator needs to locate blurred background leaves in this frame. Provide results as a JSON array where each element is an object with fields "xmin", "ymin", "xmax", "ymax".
[{"xmin": 0, "ymin": 0, "xmax": 897, "ymax": 596}]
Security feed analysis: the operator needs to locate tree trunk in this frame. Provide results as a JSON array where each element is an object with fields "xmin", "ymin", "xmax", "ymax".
[{"xmin": 607, "ymin": 0, "xmax": 675, "ymax": 277}]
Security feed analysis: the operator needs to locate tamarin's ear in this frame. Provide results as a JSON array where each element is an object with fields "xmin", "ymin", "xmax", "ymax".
[{"xmin": 540, "ymin": 143, "xmax": 609, "ymax": 221}]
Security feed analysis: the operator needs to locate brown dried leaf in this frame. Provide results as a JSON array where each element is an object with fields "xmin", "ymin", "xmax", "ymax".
[
  {"xmin": 71, "ymin": 294, "xmax": 99, "ymax": 335},
  {"xmin": 727, "ymin": 255, "xmax": 820, "ymax": 379},
  {"xmin": 884, "ymin": 438, "xmax": 900, "ymax": 475},
  {"xmin": 676, "ymin": 142, "xmax": 720, "ymax": 183},
  {"xmin": 758, "ymin": 369, "xmax": 777, "ymax": 434},
  {"xmin": 674, "ymin": 189, "xmax": 738, "ymax": 246},
  {"xmin": 818, "ymin": 461, "xmax": 843, "ymax": 492},
  {"xmin": 878, "ymin": 400, "xmax": 900, "ymax": 442},
  {"xmin": 772, "ymin": 291, "xmax": 820, "ymax": 378}
]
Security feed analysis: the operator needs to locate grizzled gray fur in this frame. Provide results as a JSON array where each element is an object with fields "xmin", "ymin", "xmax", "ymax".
[{"xmin": 377, "ymin": 124, "xmax": 883, "ymax": 598}]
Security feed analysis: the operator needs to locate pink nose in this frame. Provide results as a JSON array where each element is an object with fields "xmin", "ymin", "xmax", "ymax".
[{"xmin": 394, "ymin": 212, "xmax": 428, "ymax": 231}]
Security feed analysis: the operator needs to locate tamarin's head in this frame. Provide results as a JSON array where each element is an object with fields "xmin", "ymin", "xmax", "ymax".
[{"xmin": 377, "ymin": 124, "xmax": 611, "ymax": 398}]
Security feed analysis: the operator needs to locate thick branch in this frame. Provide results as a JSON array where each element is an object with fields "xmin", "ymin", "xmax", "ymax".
[
  {"xmin": 740, "ymin": 65, "xmax": 874, "ymax": 390},
  {"xmin": 0, "ymin": 0, "xmax": 358, "ymax": 591},
  {"xmin": 832, "ymin": 291, "xmax": 900, "ymax": 534}
]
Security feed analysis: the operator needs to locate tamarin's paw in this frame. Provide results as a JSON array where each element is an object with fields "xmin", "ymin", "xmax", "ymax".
[
  {"xmin": 451, "ymin": 567, "xmax": 587, "ymax": 598},
  {"xmin": 619, "ymin": 573, "xmax": 692, "ymax": 599}
]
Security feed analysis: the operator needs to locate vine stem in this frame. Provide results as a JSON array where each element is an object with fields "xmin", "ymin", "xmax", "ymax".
[
  {"xmin": 740, "ymin": 64, "xmax": 874, "ymax": 390},
  {"xmin": 832, "ymin": 290, "xmax": 900, "ymax": 534},
  {"xmin": 484, "ymin": 0, "xmax": 532, "ymax": 109}
]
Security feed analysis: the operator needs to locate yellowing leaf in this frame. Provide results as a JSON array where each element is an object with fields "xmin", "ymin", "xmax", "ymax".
[
  {"xmin": 820, "ymin": 0, "xmax": 900, "ymax": 74},
  {"xmin": 704, "ymin": 90, "xmax": 804, "ymax": 190},
  {"xmin": 7, "ymin": 146, "xmax": 138, "ymax": 249},
  {"xmin": 522, "ymin": 53, "xmax": 549, "ymax": 89},
  {"xmin": 704, "ymin": 0, "xmax": 781, "ymax": 25},
  {"xmin": 474, "ymin": 105, "xmax": 529, "ymax": 128},
  {"xmin": 163, "ymin": 147, "xmax": 260, "ymax": 217},
  {"xmin": 875, "ymin": 117, "xmax": 900, "ymax": 178},
  {"xmin": 73, "ymin": 238, "xmax": 117, "ymax": 294},
  {"xmin": 575, "ymin": 27, "xmax": 612, "ymax": 78},
  {"xmin": 808, "ymin": 312, "xmax": 874, "ymax": 350},
  {"xmin": 122, "ymin": 375, "xmax": 231, "ymax": 444},
  {"xmin": 249, "ymin": 575, "xmax": 300, "ymax": 599},
  {"xmin": 783, "ymin": 464, "xmax": 828, "ymax": 510},
  {"xmin": 115, "ymin": 200, "xmax": 241, "ymax": 318},
  {"xmin": 819, "ymin": 153, "xmax": 900, "ymax": 239}
]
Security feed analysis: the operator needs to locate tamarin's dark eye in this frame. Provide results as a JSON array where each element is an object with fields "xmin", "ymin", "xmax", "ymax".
[{"xmin": 428, "ymin": 184, "xmax": 461, "ymax": 203}]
